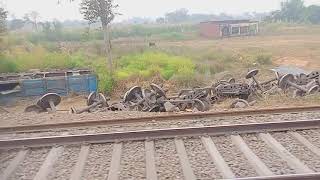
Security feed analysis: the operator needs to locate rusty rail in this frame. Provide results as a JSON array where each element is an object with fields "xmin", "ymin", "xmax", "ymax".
[
  {"xmin": 1, "ymin": 119, "xmax": 319, "ymax": 149},
  {"xmin": 1, "ymin": 105, "xmax": 320, "ymax": 134}
]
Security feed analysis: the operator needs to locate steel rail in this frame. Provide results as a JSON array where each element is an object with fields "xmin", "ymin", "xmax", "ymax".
[
  {"xmin": 1, "ymin": 105, "xmax": 320, "ymax": 134},
  {"xmin": 0, "ymin": 119, "xmax": 319, "ymax": 149},
  {"xmin": 235, "ymin": 172, "xmax": 320, "ymax": 180}
]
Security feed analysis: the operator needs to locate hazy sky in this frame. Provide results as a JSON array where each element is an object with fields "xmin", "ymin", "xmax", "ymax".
[{"xmin": 3, "ymin": 0, "xmax": 320, "ymax": 21}]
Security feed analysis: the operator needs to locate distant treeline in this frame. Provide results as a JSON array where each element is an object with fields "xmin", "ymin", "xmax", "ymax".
[
  {"xmin": 155, "ymin": 9, "xmax": 268, "ymax": 24},
  {"xmin": 266, "ymin": 0, "xmax": 320, "ymax": 24},
  {"xmin": 26, "ymin": 24, "xmax": 198, "ymax": 43}
]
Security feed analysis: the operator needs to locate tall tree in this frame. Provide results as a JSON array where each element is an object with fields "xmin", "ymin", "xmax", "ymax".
[
  {"xmin": 165, "ymin": 9, "xmax": 189, "ymax": 23},
  {"xmin": 24, "ymin": 11, "xmax": 40, "ymax": 31},
  {"xmin": 0, "ymin": 7, "xmax": 7, "ymax": 33},
  {"xmin": 80, "ymin": 0, "xmax": 119, "ymax": 72},
  {"xmin": 280, "ymin": 0, "xmax": 306, "ymax": 22},
  {"xmin": 307, "ymin": 5, "xmax": 320, "ymax": 24}
]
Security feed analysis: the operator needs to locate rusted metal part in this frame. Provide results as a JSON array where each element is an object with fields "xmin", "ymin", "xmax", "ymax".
[
  {"xmin": 118, "ymin": 85, "xmax": 164, "ymax": 112},
  {"xmin": 24, "ymin": 105, "xmax": 46, "ymax": 113},
  {"xmin": 71, "ymin": 93, "xmax": 108, "ymax": 114},
  {"xmin": 3, "ymin": 105, "xmax": 320, "ymax": 134},
  {"xmin": 20, "ymin": 67, "xmax": 320, "ymax": 114},
  {"xmin": 36, "ymin": 93, "xmax": 61, "ymax": 113},
  {"xmin": 245, "ymin": 69, "xmax": 281, "ymax": 94},
  {"xmin": 230, "ymin": 99, "xmax": 250, "ymax": 108},
  {"xmin": 164, "ymin": 87, "xmax": 212, "ymax": 112},
  {"xmin": 24, "ymin": 93, "xmax": 62, "ymax": 113},
  {"xmin": 106, "ymin": 102, "xmax": 129, "ymax": 112},
  {"xmin": 215, "ymin": 83, "xmax": 251, "ymax": 100},
  {"xmin": 246, "ymin": 69, "xmax": 263, "ymax": 91},
  {"xmin": 0, "ymin": 119, "xmax": 319, "ymax": 149},
  {"xmin": 279, "ymin": 74, "xmax": 320, "ymax": 97},
  {"xmin": 117, "ymin": 84, "xmax": 213, "ymax": 112}
]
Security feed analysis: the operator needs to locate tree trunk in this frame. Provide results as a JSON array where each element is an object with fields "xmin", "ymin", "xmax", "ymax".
[{"xmin": 103, "ymin": 24, "xmax": 113, "ymax": 73}]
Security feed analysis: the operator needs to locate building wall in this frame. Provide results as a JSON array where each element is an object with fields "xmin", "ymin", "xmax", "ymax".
[
  {"xmin": 200, "ymin": 21, "xmax": 259, "ymax": 38},
  {"xmin": 200, "ymin": 23, "xmax": 221, "ymax": 38}
]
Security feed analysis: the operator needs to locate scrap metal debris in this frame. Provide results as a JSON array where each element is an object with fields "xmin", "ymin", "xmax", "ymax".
[
  {"xmin": 71, "ymin": 92, "xmax": 109, "ymax": 114},
  {"xmin": 25, "ymin": 93, "xmax": 62, "ymax": 113},
  {"xmin": 22, "ymin": 67, "xmax": 320, "ymax": 114}
]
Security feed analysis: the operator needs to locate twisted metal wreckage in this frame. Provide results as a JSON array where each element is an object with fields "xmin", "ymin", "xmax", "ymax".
[{"xmin": 24, "ymin": 68, "xmax": 320, "ymax": 114}]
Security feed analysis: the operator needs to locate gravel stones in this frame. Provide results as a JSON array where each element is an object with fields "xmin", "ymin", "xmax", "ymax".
[
  {"xmin": 120, "ymin": 141, "xmax": 146, "ymax": 179},
  {"xmin": 272, "ymin": 132, "xmax": 320, "ymax": 172},
  {"xmin": 10, "ymin": 147, "xmax": 50, "ymax": 180},
  {"xmin": 183, "ymin": 137, "xmax": 222, "ymax": 179},
  {"xmin": 0, "ymin": 149, "xmax": 19, "ymax": 174},
  {"xmin": 155, "ymin": 139, "xmax": 183, "ymax": 180},
  {"xmin": 2, "ymin": 109, "xmax": 320, "ymax": 128},
  {"xmin": 1, "ymin": 129, "xmax": 320, "ymax": 179},
  {"xmin": 48, "ymin": 145, "xmax": 80, "ymax": 180},
  {"xmin": 212, "ymin": 135, "xmax": 257, "ymax": 178},
  {"xmin": 2, "ymin": 112, "xmax": 320, "ymax": 140},
  {"xmin": 298, "ymin": 130, "xmax": 320, "ymax": 148},
  {"xmin": 242, "ymin": 134, "xmax": 295, "ymax": 175},
  {"xmin": 82, "ymin": 144, "xmax": 113, "ymax": 180}
]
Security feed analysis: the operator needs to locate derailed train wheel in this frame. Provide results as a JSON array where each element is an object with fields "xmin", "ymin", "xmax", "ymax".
[
  {"xmin": 200, "ymin": 98, "xmax": 211, "ymax": 111},
  {"xmin": 193, "ymin": 99, "xmax": 206, "ymax": 112}
]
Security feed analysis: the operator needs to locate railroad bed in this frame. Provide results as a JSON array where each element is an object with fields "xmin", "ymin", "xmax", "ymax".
[
  {"xmin": 2, "ymin": 106, "xmax": 320, "ymax": 140},
  {"xmin": 1, "ymin": 120, "xmax": 320, "ymax": 180}
]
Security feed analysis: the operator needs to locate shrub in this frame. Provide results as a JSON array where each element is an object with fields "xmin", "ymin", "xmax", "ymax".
[
  {"xmin": 115, "ymin": 51, "xmax": 195, "ymax": 80},
  {"xmin": 91, "ymin": 58, "xmax": 115, "ymax": 93},
  {"xmin": 255, "ymin": 54, "xmax": 272, "ymax": 65},
  {"xmin": 0, "ymin": 55, "xmax": 18, "ymax": 73}
]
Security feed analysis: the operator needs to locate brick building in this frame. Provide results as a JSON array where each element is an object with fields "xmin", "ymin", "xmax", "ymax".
[{"xmin": 200, "ymin": 20, "xmax": 259, "ymax": 38}]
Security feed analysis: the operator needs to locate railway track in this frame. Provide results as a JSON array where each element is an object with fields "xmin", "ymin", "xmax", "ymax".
[
  {"xmin": 1, "ymin": 105, "xmax": 320, "ymax": 134},
  {"xmin": 1, "ymin": 120, "xmax": 320, "ymax": 179}
]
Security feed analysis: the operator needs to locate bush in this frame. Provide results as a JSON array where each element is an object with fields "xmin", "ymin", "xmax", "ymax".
[
  {"xmin": 91, "ymin": 58, "xmax": 115, "ymax": 93},
  {"xmin": 255, "ymin": 54, "xmax": 272, "ymax": 65},
  {"xmin": 115, "ymin": 51, "xmax": 195, "ymax": 80},
  {"xmin": 0, "ymin": 55, "xmax": 18, "ymax": 73}
]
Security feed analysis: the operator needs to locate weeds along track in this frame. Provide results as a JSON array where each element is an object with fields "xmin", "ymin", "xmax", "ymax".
[
  {"xmin": 1, "ymin": 120, "xmax": 320, "ymax": 179},
  {"xmin": 2, "ymin": 105, "xmax": 320, "ymax": 134}
]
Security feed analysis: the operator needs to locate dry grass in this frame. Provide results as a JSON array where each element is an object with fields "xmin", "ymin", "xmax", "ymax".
[
  {"xmin": 208, "ymin": 93, "xmax": 320, "ymax": 111},
  {"xmin": 256, "ymin": 93, "xmax": 320, "ymax": 107}
]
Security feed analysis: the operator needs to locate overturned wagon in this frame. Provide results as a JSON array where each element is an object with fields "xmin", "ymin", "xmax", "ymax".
[{"xmin": 0, "ymin": 70, "xmax": 97, "ymax": 104}]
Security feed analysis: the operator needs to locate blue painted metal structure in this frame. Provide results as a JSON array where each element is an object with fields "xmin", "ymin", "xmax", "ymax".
[
  {"xmin": 0, "ymin": 74, "xmax": 97, "ymax": 99},
  {"xmin": 20, "ymin": 74, "xmax": 97, "ymax": 96}
]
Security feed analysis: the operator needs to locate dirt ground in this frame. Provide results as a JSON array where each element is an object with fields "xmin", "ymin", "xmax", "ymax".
[
  {"xmin": 156, "ymin": 34, "xmax": 320, "ymax": 69},
  {"xmin": 1, "ymin": 93, "xmax": 320, "ymax": 127}
]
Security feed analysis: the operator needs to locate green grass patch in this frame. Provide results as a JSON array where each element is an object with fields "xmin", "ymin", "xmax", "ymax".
[
  {"xmin": 0, "ymin": 46, "xmax": 89, "ymax": 72},
  {"xmin": 0, "ymin": 55, "xmax": 18, "ymax": 73},
  {"xmin": 115, "ymin": 51, "xmax": 195, "ymax": 80}
]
